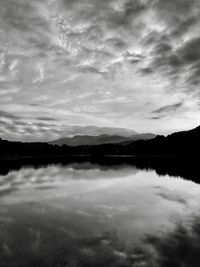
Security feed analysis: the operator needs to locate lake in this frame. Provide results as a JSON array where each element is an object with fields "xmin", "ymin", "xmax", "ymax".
[{"xmin": 1, "ymin": 162, "xmax": 200, "ymax": 267}]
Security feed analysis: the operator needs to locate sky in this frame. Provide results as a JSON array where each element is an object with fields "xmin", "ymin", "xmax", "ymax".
[{"xmin": 0, "ymin": 0, "xmax": 200, "ymax": 141}]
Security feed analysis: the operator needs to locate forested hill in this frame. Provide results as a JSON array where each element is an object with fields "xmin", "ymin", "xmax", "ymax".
[{"xmin": 134, "ymin": 125, "xmax": 200, "ymax": 156}]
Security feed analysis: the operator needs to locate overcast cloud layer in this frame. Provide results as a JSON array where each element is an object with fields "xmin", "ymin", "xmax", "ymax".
[{"xmin": 1, "ymin": 0, "xmax": 200, "ymax": 141}]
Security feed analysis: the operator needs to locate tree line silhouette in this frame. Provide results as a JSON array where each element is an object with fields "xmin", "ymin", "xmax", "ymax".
[{"xmin": 1, "ymin": 125, "xmax": 200, "ymax": 158}]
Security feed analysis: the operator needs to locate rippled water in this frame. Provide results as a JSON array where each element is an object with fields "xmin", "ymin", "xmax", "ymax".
[{"xmin": 1, "ymin": 163, "xmax": 200, "ymax": 267}]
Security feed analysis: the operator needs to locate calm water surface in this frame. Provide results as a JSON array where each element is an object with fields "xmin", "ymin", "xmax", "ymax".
[{"xmin": 1, "ymin": 163, "xmax": 200, "ymax": 267}]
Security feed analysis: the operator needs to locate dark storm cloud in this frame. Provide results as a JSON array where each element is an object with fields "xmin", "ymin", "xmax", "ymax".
[{"xmin": 152, "ymin": 102, "xmax": 183, "ymax": 114}]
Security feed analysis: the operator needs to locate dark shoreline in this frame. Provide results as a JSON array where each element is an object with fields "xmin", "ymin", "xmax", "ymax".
[
  {"xmin": 1, "ymin": 153, "xmax": 200, "ymax": 163},
  {"xmin": 1, "ymin": 154, "xmax": 200, "ymax": 183}
]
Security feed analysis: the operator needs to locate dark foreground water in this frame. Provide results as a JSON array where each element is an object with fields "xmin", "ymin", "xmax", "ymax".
[{"xmin": 1, "ymin": 162, "xmax": 200, "ymax": 267}]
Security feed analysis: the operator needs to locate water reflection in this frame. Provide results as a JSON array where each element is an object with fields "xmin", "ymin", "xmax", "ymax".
[
  {"xmin": 1, "ymin": 156, "xmax": 200, "ymax": 183},
  {"xmin": 0, "ymin": 163, "xmax": 200, "ymax": 266}
]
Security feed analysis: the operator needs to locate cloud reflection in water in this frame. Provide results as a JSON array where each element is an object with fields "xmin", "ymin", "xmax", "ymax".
[{"xmin": 0, "ymin": 164, "xmax": 200, "ymax": 266}]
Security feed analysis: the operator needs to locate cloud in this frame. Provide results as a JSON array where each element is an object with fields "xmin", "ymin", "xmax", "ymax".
[
  {"xmin": 152, "ymin": 102, "xmax": 183, "ymax": 114},
  {"xmin": 171, "ymin": 16, "xmax": 199, "ymax": 38},
  {"xmin": 156, "ymin": 190, "xmax": 187, "ymax": 205},
  {"xmin": 0, "ymin": 0, "xmax": 200, "ymax": 140},
  {"xmin": 0, "ymin": 0, "xmax": 51, "ymax": 52},
  {"xmin": 0, "ymin": 110, "xmax": 63, "ymax": 142},
  {"xmin": 0, "ymin": 110, "xmax": 21, "ymax": 120},
  {"xmin": 143, "ymin": 217, "xmax": 200, "ymax": 267},
  {"xmin": 150, "ymin": 115, "xmax": 164, "ymax": 120},
  {"xmin": 135, "ymin": 0, "xmax": 200, "ymax": 88},
  {"xmin": 37, "ymin": 117, "xmax": 58, "ymax": 121}
]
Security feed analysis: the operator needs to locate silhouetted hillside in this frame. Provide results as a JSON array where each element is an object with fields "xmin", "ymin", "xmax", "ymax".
[{"xmin": 134, "ymin": 125, "xmax": 200, "ymax": 156}]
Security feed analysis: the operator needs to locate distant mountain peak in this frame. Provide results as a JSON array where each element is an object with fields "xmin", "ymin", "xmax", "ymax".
[{"xmin": 49, "ymin": 133, "xmax": 156, "ymax": 147}]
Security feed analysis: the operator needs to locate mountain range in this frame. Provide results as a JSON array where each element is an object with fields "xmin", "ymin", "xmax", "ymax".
[
  {"xmin": 1, "ymin": 125, "xmax": 200, "ymax": 158},
  {"xmin": 49, "ymin": 133, "xmax": 156, "ymax": 146}
]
